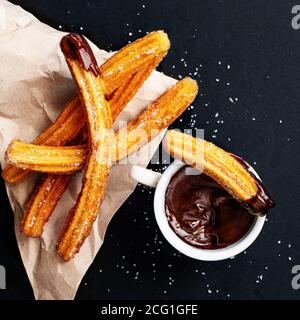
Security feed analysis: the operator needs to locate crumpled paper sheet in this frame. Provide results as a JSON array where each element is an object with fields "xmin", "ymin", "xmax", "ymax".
[{"xmin": 0, "ymin": 0, "xmax": 176, "ymax": 300}]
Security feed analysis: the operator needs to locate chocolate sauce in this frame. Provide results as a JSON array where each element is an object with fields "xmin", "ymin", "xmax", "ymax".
[
  {"xmin": 165, "ymin": 166, "xmax": 256, "ymax": 249},
  {"xmin": 229, "ymin": 154, "xmax": 275, "ymax": 216},
  {"xmin": 60, "ymin": 33, "xmax": 100, "ymax": 76}
]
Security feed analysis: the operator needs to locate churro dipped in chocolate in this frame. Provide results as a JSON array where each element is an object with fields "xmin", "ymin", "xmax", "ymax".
[
  {"xmin": 163, "ymin": 130, "xmax": 274, "ymax": 215},
  {"xmin": 57, "ymin": 34, "xmax": 113, "ymax": 261}
]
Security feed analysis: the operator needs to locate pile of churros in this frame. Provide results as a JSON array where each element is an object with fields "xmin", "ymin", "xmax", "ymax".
[{"xmin": 2, "ymin": 31, "xmax": 198, "ymax": 261}]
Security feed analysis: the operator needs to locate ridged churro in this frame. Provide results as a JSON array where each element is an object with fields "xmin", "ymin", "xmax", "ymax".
[
  {"xmin": 57, "ymin": 33, "xmax": 113, "ymax": 261},
  {"xmin": 2, "ymin": 31, "xmax": 170, "ymax": 184},
  {"xmin": 102, "ymin": 31, "xmax": 170, "ymax": 94},
  {"xmin": 6, "ymin": 141, "xmax": 87, "ymax": 173},
  {"xmin": 163, "ymin": 130, "xmax": 274, "ymax": 215},
  {"xmin": 21, "ymin": 174, "xmax": 73, "ymax": 237}
]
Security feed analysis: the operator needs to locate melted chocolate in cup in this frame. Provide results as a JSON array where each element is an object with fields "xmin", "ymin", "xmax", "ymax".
[{"xmin": 165, "ymin": 166, "xmax": 256, "ymax": 249}]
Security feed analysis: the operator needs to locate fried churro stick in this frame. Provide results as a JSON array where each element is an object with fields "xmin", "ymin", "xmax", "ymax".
[
  {"xmin": 2, "ymin": 31, "xmax": 170, "ymax": 184},
  {"xmin": 7, "ymin": 78, "xmax": 198, "ymax": 174},
  {"xmin": 57, "ymin": 33, "xmax": 113, "ymax": 261},
  {"xmin": 20, "ymin": 54, "xmax": 167, "ymax": 239},
  {"xmin": 102, "ymin": 31, "xmax": 170, "ymax": 94},
  {"xmin": 6, "ymin": 142, "xmax": 87, "ymax": 173},
  {"xmin": 21, "ymin": 174, "xmax": 73, "ymax": 237},
  {"xmin": 163, "ymin": 130, "xmax": 274, "ymax": 215}
]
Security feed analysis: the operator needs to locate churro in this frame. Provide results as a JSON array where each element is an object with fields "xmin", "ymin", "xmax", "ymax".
[
  {"xmin": 21, "ymin": 174, "xmax": 73, "ymax": 237},
  {"xmin": 163, "ymin": 130, "xmax": 274, "ymax": 215},
  {"xmin": 56, "ymin": 34, "xmax": 112, "ymax": 261}
]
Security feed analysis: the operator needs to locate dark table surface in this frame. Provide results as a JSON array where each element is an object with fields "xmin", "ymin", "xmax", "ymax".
[{"xmin": 0, "ymin": 0, "xmax": 299, "ymax": 300}]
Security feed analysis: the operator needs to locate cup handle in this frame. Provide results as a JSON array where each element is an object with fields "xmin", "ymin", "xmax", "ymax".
[{"xmin": 130, "ymin": 165, "xmax": 162, "ymax": 188}]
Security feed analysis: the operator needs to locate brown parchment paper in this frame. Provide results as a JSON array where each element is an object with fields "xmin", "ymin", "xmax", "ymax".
[{"xmin": 0, "ymin": 0, "xmax": 176, "ymax": 300}]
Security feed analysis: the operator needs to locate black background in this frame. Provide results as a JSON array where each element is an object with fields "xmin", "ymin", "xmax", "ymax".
[{"xmin": 0, "ymin": 0, "xmax": 299, "ymax": 300}]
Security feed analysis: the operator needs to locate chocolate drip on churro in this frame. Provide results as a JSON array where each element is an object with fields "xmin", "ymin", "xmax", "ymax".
[
  {"xmin": 230, "ymin": 154, "xmax": 275, "ymax": 216},
  {"xmin": 60, "ymin": 33, "xmax": 100, "ymax": 76}
]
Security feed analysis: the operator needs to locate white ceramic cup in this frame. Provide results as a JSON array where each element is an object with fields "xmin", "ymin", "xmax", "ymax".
[{"xmin": 130, "ymin": 160, "xmax": 265, "ymax": 261}]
